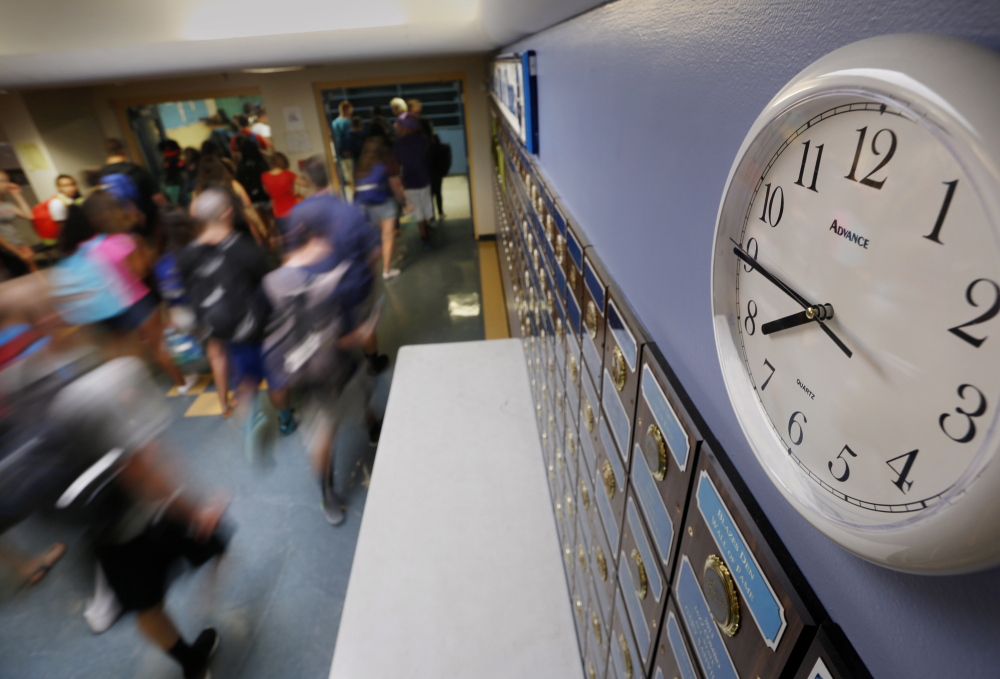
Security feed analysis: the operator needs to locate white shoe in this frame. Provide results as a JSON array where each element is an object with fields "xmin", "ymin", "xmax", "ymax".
[
  {"xmin": 382, "ymin": 268, "xmax": 401, "ymax": 280},
  {"xmin": 84, "ymin": 567, "xmax": 122, "ymax": 634},
  {"xmin": 177, "ymin": 374, "xmax": 199, "ymax": 395}
]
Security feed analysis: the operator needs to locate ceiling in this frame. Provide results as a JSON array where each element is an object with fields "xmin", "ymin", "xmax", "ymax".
[{"xmin": 0, "ymin": 0, "xmax": 607, "ymax": 89}]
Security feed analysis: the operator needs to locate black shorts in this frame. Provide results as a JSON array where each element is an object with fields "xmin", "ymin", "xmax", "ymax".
[{"xmin": 96, "ymin": 518, "xmax": 227, "ymax": 612}]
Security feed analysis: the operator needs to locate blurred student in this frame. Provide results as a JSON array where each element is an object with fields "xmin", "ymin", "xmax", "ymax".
[
  {"xmin": 261, "ymin": 152, "xmax": 303, "ymax": 235},
  {"xmin": 229, "ymin": 114, "xmax": 270, "ymax": 157},
  {"xmin": 366, "ymin": 105, "xmax": 392, "ymax": 142},
  {"xmin": 32, "ymin": 174, "xmax": 82, "ymax": 248},
  {"xmin": 262, "ymin": 206, "xmax": 381, "ymax": 524},
  {"xmin": 295, "ymin": 157, "xmax": 387, "ymax": 374},
  {"xmin": 250, "ymin": 108, "xmax": 272, "ymax": 140},
  {"xmin": 0, "ymin": 170, "xmax": 37, "ymax": 275},
  {"xmin": 194, "ymin": 155, "xmax": 269, "ymax": 247},
  {"xmin": 180, "ymin": 188, "xmax": 270, "ymax": 421},
  {"xmin": 234, "ymin": 138, "xmax": 272, "ymax": 238},
  {"xmin": 392, "ymin": 117, "xmax": 433, "ymax": 249},
  {"xmin": 332, "ymin": 101, "xmax": 355, "ymax": 186},
  {"xmin": 354, "ymin": 137, "xmax": 407, "ymax": 279},
  {"xmin": 97, "ymin": 139, "xmax": 165, "ymax": 238},
  {"xmin": 407, "ymin": 98, "xmax": 433, "ymax": 137},
  {"xmin": 427, "ymin": 134, "xmax": 453, "ymax": 222}
]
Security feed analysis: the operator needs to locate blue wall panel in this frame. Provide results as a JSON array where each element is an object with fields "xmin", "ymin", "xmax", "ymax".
[{"xmin": 506, "ymin": 1, "xmax": 1000, "ymax": 678}]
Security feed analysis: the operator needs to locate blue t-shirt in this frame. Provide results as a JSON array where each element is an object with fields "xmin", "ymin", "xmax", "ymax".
[
  {"xmin": 393, "ymin": 134, "xmax": 431, "ymax": 189},
  {"xmin": 332, "ymin": 117, "xmax": 352, "ymax": 157}
]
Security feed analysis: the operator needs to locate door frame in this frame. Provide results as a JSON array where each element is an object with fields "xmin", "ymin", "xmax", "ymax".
[{"xmin": 311, "ymin": 71, "xmax": 479, "ymax": 237}]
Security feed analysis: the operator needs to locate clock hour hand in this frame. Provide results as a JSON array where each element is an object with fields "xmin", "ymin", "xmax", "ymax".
[
  {"xmin": 762, "ymin": 304, "xmax": 834, "ymax": 335},
  {"xmin": 731, "ymin": 244, "xmax": 852, "ymax": 358}
]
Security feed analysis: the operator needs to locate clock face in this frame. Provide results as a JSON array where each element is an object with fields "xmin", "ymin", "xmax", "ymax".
[{"xmin": 711, "ymin": 35, "xmax": 1000, "ymax": 572}]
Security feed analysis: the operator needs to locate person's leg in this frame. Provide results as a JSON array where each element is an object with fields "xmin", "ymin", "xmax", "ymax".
[
  {"xmin": 137, "ymin": 308, "xmax": 186, "ymax": 387},
  {"xmin": 431, "ymin": 176, "xmax": 444, "ymax": 219},
  {"xmin": 0, "ymin": 539, "xmax": 66, "ymax": 586},
  {"xmin": 380, "ymin": 217, "xmax": 397, "ymax": 274},
  {"xmin": 138, "ymin": 603, "xmax": 219, "ymax": 679},
  {"xmin": 205, "ymin": 339, "xmax": 233, "ymax": 417},
  {"xmin": 268, "ymin": 387, "xmax": 296, "ymax": 434}
]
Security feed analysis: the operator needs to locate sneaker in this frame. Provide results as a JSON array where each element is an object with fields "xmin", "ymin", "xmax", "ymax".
[
  {"xmin": 366, "ymin": 353, "xmax": 389, "ymax": 376},
  {"xmin": 184, "ymin": 627, "xmax": 220, "ymax": 679},
  {"xmin": 278, "ymin": 409, "xmax": 297, "ymax": 435},
  {"xmin": 84, "ymin": 567, "xmax": 122, "ymax": 634},
  {"xmin": 321, "ymin": 472, "xmax": 345, "ymax": 526},
  {"xmin": 382, "ymin": 268, "xmax": 401, "ymax": 280},
  {"xmin": 177, "ymin": 374, "xmax": 200, "ymax": 395},
  {"xmin": 244, "ymin": 410, "xmax": 273, "ymax": 466},
  {"xmin": 368, "ymin": 420, "xmax": 382, "ymax": 447}
]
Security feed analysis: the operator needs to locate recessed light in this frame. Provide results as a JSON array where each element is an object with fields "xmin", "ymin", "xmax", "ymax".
[{"xmin": 241, "ymin": 66, "xmax": 306, "ymax": 74}]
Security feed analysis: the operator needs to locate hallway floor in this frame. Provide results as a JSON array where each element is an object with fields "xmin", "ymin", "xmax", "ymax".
[{"xmin": 0, "ymin": 175, "xmax": 484, "ymax": 679}]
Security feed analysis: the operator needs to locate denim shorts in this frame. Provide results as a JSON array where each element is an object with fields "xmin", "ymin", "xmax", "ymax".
[{"xmin": 363, "ymin": 199, "xmax": 399, "ymax": 225}]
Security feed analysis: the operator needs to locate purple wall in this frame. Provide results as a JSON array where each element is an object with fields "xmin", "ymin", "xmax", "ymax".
[{"xmin": 505, "ymin": 1, "xmax": 1000, "ymax": 677}]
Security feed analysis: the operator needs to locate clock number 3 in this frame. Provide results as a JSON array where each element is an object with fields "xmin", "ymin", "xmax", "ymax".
[
  {"xmin": 948, "ymin": 278, "xmax": 1000, "ymax": 349},
  {"xmin": 845, "ymin": 126, "xmax": 897, "ymax": 190},
  {"xmin": 939, "ymin": 383, "xmax": 988, "ymax": 444}
]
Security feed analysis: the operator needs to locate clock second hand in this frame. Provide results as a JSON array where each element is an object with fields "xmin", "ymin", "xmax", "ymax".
[{"xmin": 731, "ymin": 243, "xmax": 853, "ymax": 358}]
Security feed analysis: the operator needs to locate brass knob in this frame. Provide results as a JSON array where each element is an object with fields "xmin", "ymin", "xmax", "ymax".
[
  {"xmin": 565, "ymin": 492, "xmax": 575, "ymax": 518},
  {"xmin": 595, "ymin": 545, "xmax": 608, "ymax": 581},
  {"xmin": 547, "ymin": 463, "xmax": 555, "ymax": 484},
  {"xmin": 555, "ymin": 499, "xmax": 563, "ymax": 520},
  {"xmin": 630, "ymin": 548, "xmax": 649, "ymax": 600},
  {"xmin": 577, "ymin": 544, "xmax": 587, "ymax": 573},
  {"xmin": 580, "ymin": 479, "xmax": 590, "ymax": 510},
  {"xmin": 703, "ymin": 554, "xmax": 741, "ymax": 637},
  {"xmin": 647, "ymin": 423, "xmax": 669, "ymax": 482},
  {"xmin": 556, "ymin": 449, "xmax": 564, "ymax": 471},
  {"xmin": 601, "ymin": 459, "xmax": 616, "ymax": 498},
  {"xmin": 564, "ymin": 544, "xmax": 572, "ymax": 569},
  {"xmin": 584, "ymin": 401, "xmax": 595, "ymax": 433},
  {"xmin": 611, "ymin": 346, "xmax": 627, "ymax": 392},
  {"xmin": 619, "ymin": 634, "xmax": 634, "ymax": 679},
  {"xmin": 592, "ymin": 611, "xmax": 603, "ymax": 646},
  {"xmin": 569, "ymin": 356, "xmax": 580, "ymax": 384},
  {"xmin": 585, "ymin": 300, "xmax": 598, "ymax": 339},
  {"xmin": 575, "ymin": 596, "xmax": 584, "ymax": 621}
]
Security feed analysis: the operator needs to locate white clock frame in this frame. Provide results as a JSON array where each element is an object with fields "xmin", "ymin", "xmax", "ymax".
[{"xmin": 711, "ymin": 33, "xmax": 1000, "ymax": 574}]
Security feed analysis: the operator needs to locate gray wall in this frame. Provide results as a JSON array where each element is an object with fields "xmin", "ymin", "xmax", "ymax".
[{"xmin": 505, "ymin": 1, "xmax": 1000, "ymax": 677}]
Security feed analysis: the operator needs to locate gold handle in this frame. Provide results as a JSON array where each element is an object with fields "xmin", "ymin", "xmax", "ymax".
[
  {"xmin": 611, "ymin": 346, "xmax": 627, "ymax": 392},
  {"xmin": 592, "ymin": 611, "xmax": 602, "ymax": 646},
  {"xmin": 580, "ymin": 479, "xmax": 591, "ymax": 510},
  {"xmin": 578, "ymin": 544, "xmax": 587, "ymax": 573},
  {"xmin": 619, "ymin": 634, "xmax": 634, "ymax": 679},
  {"xmin": 602, "ymin": 459, "xmax": 617, "ymax": 499},
  {"xmin": 584, "ymin": 401, "xmax": 595, "ymax": 433},
  {"xmin": 585, "ymin": 300, "xmax": 598, "ymax": 339},
  {"xmin": 596, "ymin": 545, "xmax": 608, "ymax": 581},
  {"xmin": 647, "ymin": 423, "xmax": 669, "ymax": 482},
  {"xmin": 630, "ymin": 548, "xmax": 649, "ymax": 600}
]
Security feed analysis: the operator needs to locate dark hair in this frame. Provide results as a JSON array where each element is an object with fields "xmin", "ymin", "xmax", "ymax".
[
  {"xmin": 157, "ymin": 204, "xmax": 195, "ymax": 254},
  {"xmin": 104, "ymin": 138, "xmax": 126, "ymax": 157},
  {"xmin": 183, "ymin": 147, "xmax": 200, "ymax": 165},
  {"xmin": 303, "ymin": 156, "xmax": 329, "ymax": 188},
  {"xmin": 58, "ymin": 204, "xmax": 95, "ymax": 254},
  {"xmin": 55, "ymin": 174, "xmax": 76, "ymax": 185},
  {"xmin": 233, "ymin": 114, "xmax": 249, "ymax": 128},
  {"xmin": 237, "ymin": 137, "xmax": 268, "ymax": 169},
  {"xmin": 272, "ymin": 152, "xmax": 290, "ymax": 170},
  {"xmin": 82, "ymin": 189, "xmax": 129, "ymax": 235},
  {"xmin": 354, "ymin": 136, "xmax": 388, "ymax": 180},
  {"xmin": 195, "ymin": 156, "xmax": 234, "ymax": 194}
]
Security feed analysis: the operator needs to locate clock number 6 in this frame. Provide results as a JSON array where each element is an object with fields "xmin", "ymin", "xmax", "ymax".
[
  {"xmin": 787, "ymin": 411, "xmax": 807, "ymax": 446},
  {"xmin": 939, "ymin": 383, "xmax": 987, "ymax": 444}
]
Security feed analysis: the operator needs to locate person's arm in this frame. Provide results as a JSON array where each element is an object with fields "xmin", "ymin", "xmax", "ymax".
[
  {"xmin": 231, "ymin": 180, "xmax": 269, "ymax": 246},
  {"xmin": 6, "ymin": 184, "xmax": 33, "ymax": 221}
]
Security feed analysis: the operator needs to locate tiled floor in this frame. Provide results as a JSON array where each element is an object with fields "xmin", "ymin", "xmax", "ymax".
[{"xmin": 0, "ymin": 175, "xmax": 485, "ymax": 679}]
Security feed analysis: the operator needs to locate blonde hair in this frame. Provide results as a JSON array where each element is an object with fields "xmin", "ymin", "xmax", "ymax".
[{"xmin": 389, "ymin": 97, "xmax": 407, "ymax": 115}]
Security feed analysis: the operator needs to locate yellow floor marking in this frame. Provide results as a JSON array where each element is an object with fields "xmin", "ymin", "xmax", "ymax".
[
  {"xmin": 166, "ymin": 374, "xmax": 213, "ymax": 397},
  {"xmin": 184, "ymin": 390, "xmax": 235, "ymax": 417},
  {"xmin": 478, "ymin": 240, "xmax": 510, "ymax": 340}
]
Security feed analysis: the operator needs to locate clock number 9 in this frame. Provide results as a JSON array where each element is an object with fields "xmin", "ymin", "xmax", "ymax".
[
  {"xmin": 744, "ymin": 300, "xmax": 758, "ymax": 335},
  {"xmin": 758, "ymin": 183, "xmax": 784, "ymax": 227},
  {"xmin": 787, "ymin": 411, "xmax": 807, "ymax": 446},
  {"xmin": 742, "ymin": 237, "xmax": 759, "ymax": 273},
  {"xmin": 939, "ymin": 383, "xmax": 988, "ymax": 444},
  {"xmin": 845, "ymin": 127, "xmax": 897, "ymax": 190}
]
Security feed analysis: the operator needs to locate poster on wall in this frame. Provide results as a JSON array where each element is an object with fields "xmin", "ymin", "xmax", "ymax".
[{"xmin": 490, "ymin": 51, "xmax": 538, "ymax": 154}]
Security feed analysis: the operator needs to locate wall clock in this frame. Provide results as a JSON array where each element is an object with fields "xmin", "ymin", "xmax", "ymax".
[{"xmin": 711, "ymin": 34, "xmax": 1000, "ymax": 573}]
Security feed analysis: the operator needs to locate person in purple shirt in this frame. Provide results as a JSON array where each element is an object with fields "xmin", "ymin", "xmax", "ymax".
[
  {"xmin": 287, "ymin": 157, "xmax": 388, "ymax": 375},
  {"xmin": 392, "ymin": 117, "xmax": 433, "ymax": 249}
]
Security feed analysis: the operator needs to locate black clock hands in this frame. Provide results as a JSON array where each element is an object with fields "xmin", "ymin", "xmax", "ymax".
[
  {"xmin": 731, "ymin": 243, "xmax": 852, "ymax": 358},
  {"xmin": 762, "ymin": 304, "xmax": 834, "ymax": 335}
]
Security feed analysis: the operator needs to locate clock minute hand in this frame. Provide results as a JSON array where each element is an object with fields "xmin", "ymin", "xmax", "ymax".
[
  {"xmin": 762, "ymin": 304, "xmax": 834, "ymax": 335},
  {"xmin": 731, "ymin": 245, "xmax": 852, "ymax": 358}
]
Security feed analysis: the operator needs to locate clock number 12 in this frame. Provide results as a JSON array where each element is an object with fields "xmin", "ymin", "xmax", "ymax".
[{"xmin": 845, "ymin": 127, "xmax": 897, "ymax": 190}]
